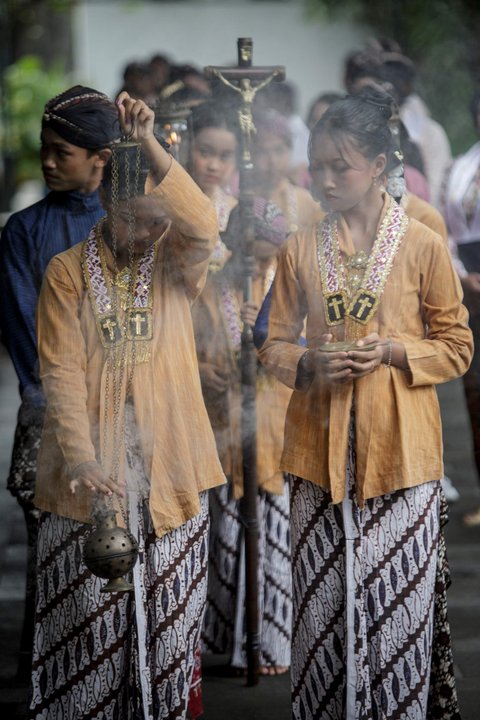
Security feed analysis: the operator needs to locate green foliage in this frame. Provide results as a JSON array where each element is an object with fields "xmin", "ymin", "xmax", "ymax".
[{"xmin": 1, "ymin": 54, "xmax": 66, "ymax": 183}]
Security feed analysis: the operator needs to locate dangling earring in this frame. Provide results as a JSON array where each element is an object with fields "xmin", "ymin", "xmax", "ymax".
[
  {"xmin": 386, "ymin": 151, "xmax": 406, "ymax": 201},
  {"xmin": 372, "ymin": 175, "xmax": 378, "ymax": 187}
]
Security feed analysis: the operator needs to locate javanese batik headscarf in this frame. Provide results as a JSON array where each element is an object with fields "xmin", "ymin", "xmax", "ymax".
[{"xmin": 42, "ymin": 85, "xmax": 120, "ymax": 149}]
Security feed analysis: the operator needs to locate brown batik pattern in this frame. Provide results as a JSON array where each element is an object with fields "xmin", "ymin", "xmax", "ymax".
[
  {"xmin": 289, "ymin": 446, "xmax": 445, "ymax": 720},
  {"xmin": 28, "ymin": 493, "xmax": 209, "ymax": 720},
  {"xmin": 202, "ymin": 481, "xmax": 292, "ymax": 669}
]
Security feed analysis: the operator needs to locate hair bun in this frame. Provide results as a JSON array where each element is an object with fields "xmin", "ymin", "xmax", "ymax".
[{"xmin": 357, "ymin": 87, "xmax": 393, "ymax": 121}]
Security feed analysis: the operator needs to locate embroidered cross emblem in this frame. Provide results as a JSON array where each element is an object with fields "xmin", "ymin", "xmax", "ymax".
[
  {"xmin": 100, "ymin": 314, "xmax": 122, "ymax": 344},
  {"xmin": 349, "ymin": 291, "xmax": 377, "ymax": 324},
  {"xmin": 127, "ymin": 308, "xmax": 153, "ymax": 340},
  {"xmin": 132, "ymin": 312, "xmax": 145, "ymax": 335},
  {"xmin": 325, "ymin": 292, "xmax": 345, "ymax": 325}
]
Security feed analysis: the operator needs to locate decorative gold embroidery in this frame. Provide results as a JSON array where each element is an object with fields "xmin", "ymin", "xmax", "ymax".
[
  {"xmin": 344, "ymin": 250, "xmax": 368, "ymax": 298},
  {"xmin": 127, "ymin": 308, "xmax": 153, "ymax": 340},
  {"xmin": 100, "ymin": 313, "xmax": 123, "ymax": 344},
  {"xmin": 324, "ymin": 291, "xmax": 346, "ymax": 326},
  {"xmin": 316, "ymin": 198, "xmax": 408, "ymax": 338},
  {"xmin": 81, "ymin": 221, "xmax": 157, "ymax": 362}
]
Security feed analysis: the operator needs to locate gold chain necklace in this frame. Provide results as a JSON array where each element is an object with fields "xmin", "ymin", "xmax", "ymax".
[{"xmin": 102, "ymin": 142, "xmax": 142, "ymax": 523}]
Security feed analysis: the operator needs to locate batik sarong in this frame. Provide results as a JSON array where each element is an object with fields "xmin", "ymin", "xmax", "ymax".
[
  {"xmin": 7, "ymin": 399, "xmax": 45, "ymax": 505},
  {"xmin": 290, "ymin": 435, "xmax": 444, "ymax": 720},
  {"xmin": 427, "ymin": 493, "xmax": 461, "ymax": 719},
  {"xmin": 202, "ymin": 480, "xmax": 292, "ymax": 669},
  {"xmin": 7, "ymin": 398, "xmax": 44, "ymax": 676},
  {"xmin": 28, "ymin": 492, "xmax": 209, "ymax": 720}
]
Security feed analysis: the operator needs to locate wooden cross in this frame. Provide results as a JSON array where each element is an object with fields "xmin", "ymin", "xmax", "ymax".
[
  {"xmin": 205, "ymin": 39, "xmax": 285, "ymax": 688},
  {"xmin": 205, "ymin": 38, "xmax": 285, "ymax": 163}
]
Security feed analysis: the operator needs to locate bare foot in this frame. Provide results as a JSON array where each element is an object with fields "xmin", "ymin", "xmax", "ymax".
[
  {"xmin": 463, "ymin": 507, "xmax": 480, "ymax": 526},
  {"xmin": 259, "ymin": 665, "xmax": 289, "ymax": 676}
]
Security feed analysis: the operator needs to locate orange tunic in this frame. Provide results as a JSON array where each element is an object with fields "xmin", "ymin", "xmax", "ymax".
[
  {"xmin": 251, "ymin": 261, "xmax": 292, "ymax": 494},
  {"xmin": 193, "ymin": 258, "xmax": 292, "ymax": 497},
  {"xmin": 250, "ymin": 184, "xmax": 322, "ymax": 494},
  {"xmin": 270, "ymin": 178, "xmax": 322, "ymax": 233},
  {"xmin": 259, "ymin": 194, "xmax": 473, "ymax": 505},
  {"xmin": 192, "ymin": 267, "xmax": 243, "ymax": 489},
  {"xmin": 404, "ymin": 192, "xmax": 447, "ymax": 241},
  {"xmin": 35, "ymin": 159, "xmax": 226, "ymax": 536}
]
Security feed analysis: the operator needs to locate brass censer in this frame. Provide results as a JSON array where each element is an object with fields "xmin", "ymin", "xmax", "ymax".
[{"xmin": 84, "ymin": 503, "xmax": 139, "ymax": 593}]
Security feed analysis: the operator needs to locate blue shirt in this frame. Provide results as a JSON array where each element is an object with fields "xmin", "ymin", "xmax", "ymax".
[
  {"xmin": 253, "ymin": 283, "xmax": 273, "ymax": 350},
  {"xmin": 0, "ymin": 189, "xmax": 105, "ymax": 404},
  {"xmin": 253, "ymin": 282, "xmax": 307, "ymax": 350}
]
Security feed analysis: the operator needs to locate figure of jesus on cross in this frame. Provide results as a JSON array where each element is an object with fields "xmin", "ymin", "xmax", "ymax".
[{"xmin": 205, "ymin": 39, "xmax": 284, "ymax": 162}]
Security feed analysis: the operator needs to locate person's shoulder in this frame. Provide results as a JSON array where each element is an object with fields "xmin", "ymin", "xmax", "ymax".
[
  {"xmin": 405, "ymin": 215, "xmax": 445, "ymax": 252},
  {"xmin": 52, "ymin": 239, "xmax": 84, "ymax": 263},
  {"xmin": 291, "ymin": 183, "xmax": 316, "ymax": 203},
  {"xmin": 46, "ymin": 239, "xmax": 84, "ymax": 276},
  {"xmin": 451, "ymin": 140, "xmax": 480, "ymax": 169},
  {"xmin": 289, "ymin": 183, "xmax": 323, "ymax": 223},
  {"xmin": 405, "ymin": 193, "xmax": 447, "ymax": 239},
  {"xmin": 281, "ymin": 221, "xmax": 319, "ymax": 258},
  {"xmin": 422, "ymin": 116, "xmax": 451, "ymax": 156},
  {"xmin": 2, "ymin": 194, "xmax": 52, "ymax": 234}
]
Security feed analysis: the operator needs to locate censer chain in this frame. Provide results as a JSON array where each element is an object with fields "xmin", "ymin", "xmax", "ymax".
[{"xmin": 102, "ymin": 141, "xmax": 142, "ymax": 527}]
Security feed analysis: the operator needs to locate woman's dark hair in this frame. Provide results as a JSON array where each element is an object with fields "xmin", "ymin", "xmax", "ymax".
[
  {"xmin": 306, "ymin": 92, "xmax": 345, "ymax": 129},
  {"xmin": 309, "ymin": 88, "xmax": 394, "ymax": 163},
  {"xmin": 190, "ymin": 100, "xmax": 238, "ymax": 138},
  {"xmin": 396, "ymin": 120, "xmax": 424, "ymax": 174},
  {"xmin": 102, "ymin": 143, "xmax": 151, "ymax": 203},
  {"xmin": 380, "ymin": 53, "xmax": 416, "ymax": 104},
  {"xmin": 344, "ymin": 49, "xmax": 383, "ymax": 93}
]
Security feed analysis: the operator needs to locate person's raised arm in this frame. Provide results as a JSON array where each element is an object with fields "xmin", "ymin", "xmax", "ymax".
[
  {"xmin": 116, "ymin": 92, "xmax": 218, "ymax": 299},
  {"xmin": 116, "ymin": 91, "xmax": 172, "ymax": 182}
]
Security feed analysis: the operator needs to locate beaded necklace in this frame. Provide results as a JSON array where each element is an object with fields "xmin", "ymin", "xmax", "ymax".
[{"xmin": 316, "ymin": 195, "xmax": 408, "ymax": 341}]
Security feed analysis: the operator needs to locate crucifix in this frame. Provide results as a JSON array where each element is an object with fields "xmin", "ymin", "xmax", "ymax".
[
  {"xmin": 101, "ymin": 316, "xmax": 120, "ymax": 343},
  {"xmin": 131, "ymin": 312, "xmax": 145, "ymax": 336},
  {"xmin": 205, "ymin": 38, "xmax": 285, "ymax": 688}
]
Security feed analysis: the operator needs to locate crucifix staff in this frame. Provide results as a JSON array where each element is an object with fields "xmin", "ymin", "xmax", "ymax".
[
  {"xmin": 205, "ymin": 38, "xmax": 285, "ymax": 687},
  {"xmin": 209, "ymin": 71, "xmax": 281, "ymax": 157}
]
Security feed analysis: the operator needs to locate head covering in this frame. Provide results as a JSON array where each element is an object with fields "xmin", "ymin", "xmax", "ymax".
[
  {"xmin": 253, "ymin": 108, "xmax": 292, "ymax": 146},
  {"xmin": 42, "ymin": 85, "xmax": 120, "ymax": 149},
  {"xmin": 253, "ymin": 197, "xmax": 288, "ymax": 246},
  {"xmin": 222, "ymin": 197, "xmax": 288, "ymax": 251}
]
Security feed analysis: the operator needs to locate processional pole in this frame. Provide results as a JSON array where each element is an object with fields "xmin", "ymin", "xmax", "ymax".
[{"xmin": 205, "ymin": 39, "xmax": 285, "ymax": 687}]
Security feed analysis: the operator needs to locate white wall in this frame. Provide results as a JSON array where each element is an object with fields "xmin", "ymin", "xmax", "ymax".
[{"xmin": 73, "ymin": 0, "xmax": 366, "ymax": 118}]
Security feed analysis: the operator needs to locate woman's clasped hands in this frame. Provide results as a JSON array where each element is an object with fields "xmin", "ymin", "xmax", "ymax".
[{"xmin": 305, "ymin": 332, "xmax": 389, "ymax": 384}]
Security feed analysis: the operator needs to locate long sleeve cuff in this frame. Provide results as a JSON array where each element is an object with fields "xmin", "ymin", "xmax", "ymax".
[{"xmin": 404, "ymin": 336, "xmax": 473, "ymax": 387}]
